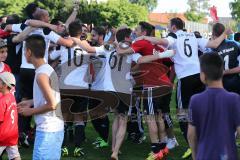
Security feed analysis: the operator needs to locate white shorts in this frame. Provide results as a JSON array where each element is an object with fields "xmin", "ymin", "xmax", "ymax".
[{"xmin": 0, "ymin": 145, "xmax": 21, "ymax": 160}]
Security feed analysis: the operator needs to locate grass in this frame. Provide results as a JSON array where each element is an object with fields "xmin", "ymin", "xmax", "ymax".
[{"xmin": 2, "ymin": 90, "xmax": 240, "ymax": 160}]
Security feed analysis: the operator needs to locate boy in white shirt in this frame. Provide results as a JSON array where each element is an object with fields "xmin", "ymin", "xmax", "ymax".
[{"xmin": 18, "ymin": 35, "xmax": 63, "ymax": 160}]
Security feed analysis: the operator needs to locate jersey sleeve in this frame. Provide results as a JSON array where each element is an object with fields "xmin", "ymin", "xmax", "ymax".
[
  {"xmin": 45, "ymin": 30, "xmax": 61, "ymax": 44},
  {"xmin": 197, "ymin": 38, "xmax": 208, "ymax": 52},
  {"xmin": 131, "ymin": 53, "xmax": 142, "ymax": 63},
  {"xmin": 49, "ymin": 50, "xmax": 62, "ymax": 60},
  {"xmin": 164, "ymin": 32, "xmax": 177, "ymax": 48},
  {"xmin": 12, "ymin": 23, "xmax": 27, "ymax": 33},
  {"xmin": 0, "ymin": 99, "xmax": 6, "ymax": 122},
  {"xmin": 95, "ymin": 46, "xmax": 105, "ymax": 56}
]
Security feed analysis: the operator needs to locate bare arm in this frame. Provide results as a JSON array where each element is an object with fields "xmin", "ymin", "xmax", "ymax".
[
  {"xmin": 206, "ymin": 28, "xmax": 232, "ymax": 48},
  {"xmin": 4, "ymin": 24, "xmax": 13, "ymax": 32},
  {"xmin": 187, "ymin": 124, "xmax": 198, "ymax": 160},
  {"xmin": 71, "ymin": 37, "xmax": 96, "ymax": 53},
  {"xmin": 12, "ymin": 27, "xmax": 36, "ymax": 43},
  {"xmin": 65, "ymin": 9, "xmax": 78, "ymax": 30},
  {"xmin": 26, "ymin": 20, "xmax": 58, "ymax": 32},
  {"xmin": 56, "ymin": 37, "xmax": 74, "ymax": 48},
  {"xmin": 135, "ymin": 36, "xmax": 169, "ymax": 47},
  {"xmin": 137, "ymin": 50, "xmax": 175, "ymax": 64},
  {"xmin": 223, "ymin": 67, "xmax": 240, "ymax": 75}
]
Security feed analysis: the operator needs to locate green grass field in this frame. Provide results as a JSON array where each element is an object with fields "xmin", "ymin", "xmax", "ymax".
[{"xmin": 2, "ymin": 90, "xmax": 240, "ymax": 160}]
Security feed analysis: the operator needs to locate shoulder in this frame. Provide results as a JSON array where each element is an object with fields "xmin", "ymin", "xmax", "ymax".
[
  {"xmin": 43, "ymin": 27, "xmax": 52, "ymax": 35},
  {"xmin": 167, "ymin": 32, "xmax": 177, "ymax": 39}
]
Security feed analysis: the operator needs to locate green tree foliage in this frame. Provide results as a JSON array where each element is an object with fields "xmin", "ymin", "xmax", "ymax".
[
  {"xmin": 230, "ymin": 0, "xmax": 240, "ymax": 22},
  {"xmin": 185, "ymin": 0, "xmax": 210, "ymax": 22},
  {"xmin": 0, "ymin": 0, "xmax": 148, "ymax": 28},
  {"xmin": 0, "ymin": 0, "xmax": 32, "ymax": 17},
  {"xmin": 128, "ymin": 0, "xmax": 157, "ymax": 12}
]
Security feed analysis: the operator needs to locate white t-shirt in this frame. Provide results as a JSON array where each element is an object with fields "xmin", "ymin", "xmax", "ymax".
[
  {"xmin": 50, "ymin": 45, "xmax": 91, "ymax": 89},
  {"xmin": 12, "ymin": 24, "xmax": 61, "ymax": 69},
  {"xmin": 165, "ymin": 30, "xmax": 208, "ymax": 79},
  {"xmin": 92, "ymin": 46, "xmax": 141, "ymax": 94},
  {"xmin": 33, "ymin": 64, "xmax": 64, "ymax": 132}
]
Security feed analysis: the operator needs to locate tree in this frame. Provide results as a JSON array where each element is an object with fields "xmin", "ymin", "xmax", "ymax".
[
  {"xmin": 185, "ymin": 0, "xmax": 210, "ymax": 22},
  {"xmin": 128, "ymin": 0, "xmax": 157, "ymax": 12},
  {"xmin": 230, "ymin": 0, "xmax": 240, "ymax": 22}
]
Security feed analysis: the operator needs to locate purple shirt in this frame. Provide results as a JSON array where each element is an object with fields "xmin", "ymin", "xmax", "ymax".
[{"xmin": 189, "ymin": 88, "xmax": 240, "ymax": 160}]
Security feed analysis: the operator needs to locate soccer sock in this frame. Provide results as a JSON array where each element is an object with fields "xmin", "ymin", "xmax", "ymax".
[
  {"xmin": 151, "ymin": 143, "xmax": 161, "ymax": 153},
  {"xmin": 75, "ymin": 124, "xmax": 86, "ymax": 147},
  {"xmin": 179, "ymin": 121, "xmax": 188, "ymax": 143},
  {"xmin": 91, "ymin": 116, "xmax": 109, "ymax": 142}
]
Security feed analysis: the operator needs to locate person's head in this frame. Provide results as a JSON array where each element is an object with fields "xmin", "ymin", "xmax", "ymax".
[
  {"xmin": 90, "ymin": 26, "xmax": 105, "ymax": 46},
  {"xmin": 116, "ymin": 27, "xmax": 132, "ymax": 43},
  {"xmin": 0, "ymin": 39, "xmax": 8, "ymax": 62},
  {"xmin": 168, "ymin": 17, "xmax": 184, "ymax": 33},
  {"xmin": 102, "ymin": 22, "xmax": 111, "ymax": 31},
  {"xmin": 212, "ymin": 23, "xmax": 225, "ymax": 39},
  {"xmin": 134, "ymin": 21, "xmax": 154, "ymax": 37},
  {"xmin": 0, "ymin": 72, "xmax": 16, "ymax": 93},
  {"xmin": 68, "ymin": 20, "xmax": 82, "ymax": 38},
  {"xmin": 199, "ymin": 53, "xmax": 224, "ymax": 85},
  {"xmin": 24, "ymin": 3, "xmax": 39, "ymax": 19},
  {"xmin": 234, "ymin": 32, "xmax": 240, "ymax": 42},
  {"xmin": 194, "ymin": 31, "xmax": 202, "ymax": 38},
  {"xmin": 33, "ymin": 9, "xmax": 50, "ymax": 23},
  {"xmin": 25, "ymin": 35, "xmax": 46, "ymax": 63},
  {"xmin": 80, "ymin": 24, "xmax": 89, "ymax": 40},
  {"xmin": 6, "ymin": 14, "xmax": 20, "ymax": 25}
]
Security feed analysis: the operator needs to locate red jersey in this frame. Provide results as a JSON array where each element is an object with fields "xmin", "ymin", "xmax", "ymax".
[
  {"xmin": 0, "ymin": 93, "xmax": 18, "ymax": 146},
  {"xmin": 131, "ymin": 40, "xmax": 172, "ymax": 88},
  {"xmin": 0, "ymin": 63, "xmax": 11, "ymax": 73}
]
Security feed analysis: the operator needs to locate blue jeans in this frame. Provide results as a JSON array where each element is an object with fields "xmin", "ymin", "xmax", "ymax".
[{"xmin": 33, "ymin": 130, "xmax": 64, "ymax": 160}]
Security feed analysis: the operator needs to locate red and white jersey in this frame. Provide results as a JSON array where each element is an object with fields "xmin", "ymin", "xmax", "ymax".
[
  {"xmin": 0, "ymin": 93, "xmax": 18, "ymax": 146},
  {"xmin": 165, "ymin": 30, "xmax": 208, "ymax": 79}
]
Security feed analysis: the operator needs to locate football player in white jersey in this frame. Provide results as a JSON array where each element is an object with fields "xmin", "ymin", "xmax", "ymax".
[{"xmin": 135, "ymin": 17, "xmax": 232, "ymax": 159}]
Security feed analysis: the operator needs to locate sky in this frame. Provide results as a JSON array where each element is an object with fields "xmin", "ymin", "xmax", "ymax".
[{"xmin": 153, "ymin": 0, "xmax": 234, "ymax": 17}]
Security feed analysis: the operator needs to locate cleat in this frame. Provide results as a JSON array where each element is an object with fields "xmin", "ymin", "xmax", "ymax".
[
  {"xmin": 61, "ymin": 146, "xmax": 69, "ymax": 157},
  {"xmin": 181, "ymin": 148, "xmax": 192, "ymax": 159},
  {"xmin": 73, "ymin": 147, "xmax": 85, "ymax": 157},
  {"xmin": 166, "ymin": 138, "xmax": 179, "ymax": 150},
  {"xmin": 95, "ymin": 139, "xmax": 109, "ymax": 148},
  {"xmin": 92, "ymin": 137, "xmax": 103, "ymax": 145}
]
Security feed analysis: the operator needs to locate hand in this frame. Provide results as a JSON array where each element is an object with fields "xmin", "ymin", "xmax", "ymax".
[
  {"xmin": 225, "ymin": 28, "xmax": 233, "ymax": 36},
  {"xmin": 17, "ymin": 100, "xmax": 33, "ymax": 109},
  {"xmin": 18, "ymin": 107, "xmax": 35, "ymax": 117},
  {"xmin": 155, "ymin": 49, "xmax": 176, "ymax": 59}
]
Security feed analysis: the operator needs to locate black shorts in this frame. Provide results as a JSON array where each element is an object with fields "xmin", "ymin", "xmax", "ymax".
[
  {"xmin": 20, "ymin": 68, "xmax": 35, "ymax": 99},
  {"xmin": 158, "ymin": 92, "xmax": 172, "ymax": 113},
  {"xmin": 223, "ymin": 75, "xmax": 240, "ymax": 95},
  {"xmin": 116, "ymin": 98, "xmax": 130, "ymax": 115},
  {"xmin": 176, "ymin": 73, "xmax": 205, "ymax": 109}
]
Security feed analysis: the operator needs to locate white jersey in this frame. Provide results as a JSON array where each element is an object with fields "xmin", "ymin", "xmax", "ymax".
[
  {"xmin": 12, "ymin": 23, "xmax": 61, "ymax": 69},
  {"xmin": 165, "ymin": 30, "xmax": 208, "ymax": 79},
  {"xmin": 92, "ymin": 46, "xmax": 141, "ymax": 94},
  {"xmin": 33, "ymin": 64, "xmax": 64, "ymax": 132},
  {"xmin": 50, "ymin": 45, "xmax": 90, "ymax": 89}
]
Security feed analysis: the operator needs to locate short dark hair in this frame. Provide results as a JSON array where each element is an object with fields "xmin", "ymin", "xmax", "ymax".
[
  {"xmin": 234, "ymin": 32, "xmax": 240, "ymax": 42},
  {"xmin": 24, "ymin": 3, "xmax": 38, "ymax": 19},
  {"xmin": 212, "ymin": 23, "xmax": 225, "ymax": 37},
  {"xmin": 200, "ymin": 53, "xmax": 223, "ymax": 81},
  {"xmin": 170, "ymin": 17, "xmax": 184, "ymax": 30},
  {"xmin": 139, "ymin": 21, "xmax": 154, "ymax": 36},
  {"xmin": 116, "ymin": 28, "xmax": 132, "ymax": 42},
  {"xmin": 25, "ymin": 35, "xmax": 46, "ymax": 58},
  {"xmin": 68, "ymin": 20, "xmax": 82, "ymax": 37},
  {"xmin": 92, "ymin": 26, "xmax": 106, "ymax": 38},
  {"xmin": 6, "ymin": 14, "xmax": 20, "ymax": 25}
]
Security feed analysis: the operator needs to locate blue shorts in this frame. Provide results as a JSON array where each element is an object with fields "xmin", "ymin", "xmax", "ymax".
[{"xmin": 33, "ymin": 130, "xmax": 64, "ymax": 160}]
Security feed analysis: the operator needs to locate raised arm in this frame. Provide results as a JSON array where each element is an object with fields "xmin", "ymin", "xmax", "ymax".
[
  {"xmin": 12, "ymin": 27, "xmax": 36, "ymax": 43},
  {"xmin": 206, "ymin": 28, "xmax": 232, "ymax": 48},
  {"xmin": 65, "ymin": 8, "xmax": 78, "ymax": 30}
]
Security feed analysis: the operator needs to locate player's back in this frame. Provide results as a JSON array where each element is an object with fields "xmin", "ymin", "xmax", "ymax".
[{"xmin": 171, "ymin": 30, "xmax": 200, "ymax": 79}]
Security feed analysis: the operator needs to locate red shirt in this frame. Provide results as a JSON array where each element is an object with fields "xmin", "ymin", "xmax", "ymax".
[
  {"xmin": 131, "ymin": 40, "xmax": 172, "ymax": 88},
  {"xmin": 0, "ymin": 93, "xmax": 18, "ymax": 146}
]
